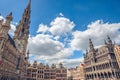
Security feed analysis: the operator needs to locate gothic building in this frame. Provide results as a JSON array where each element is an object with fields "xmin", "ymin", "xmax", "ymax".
[
  {"xmin": 84, "ymin": 36, "xmax": 120, "ymax": 80},
  {"xmin": 0, "ymin": 0, "xmax": 31, "ymax": 80},
  {"xmin": 27, "ymin": 61, "xmax": 67, "ymax": 80},
  {"xmin": 67, "ymin": 63, "xmax": 85, "ymax": 80},
  {"xmin": 114, "ymin": 44, "xmax": 120, "ymax": 69}
]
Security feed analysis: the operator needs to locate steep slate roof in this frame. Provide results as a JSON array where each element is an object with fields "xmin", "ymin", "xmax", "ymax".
[{"xmin": 7, "ymin": 34, "xmax": 16, "ymax": 48}]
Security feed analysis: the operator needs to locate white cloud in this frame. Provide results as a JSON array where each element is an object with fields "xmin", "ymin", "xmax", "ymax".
[
  {"xmin": 39, "ymin": 48, "xmax": 73, "ymax": 61},
  {"xmin": 29, "ymin": 19, "xmax": 120, "ymax": 68},
  {"xmin": 28, "ymin": 13, "xmax": 120, "ymax": 68},
  {"xmin": 28, "ymin": 34, "xmax": 64, "ymax": 56},
  {"xmin": 59, "ymin": 13, "xmax": 64, "ymax": 17},
  {"xmin": 0, "ymin": 15, "xmax": 4, "ymax": 20},
  {"xmin": 60, "ymin": 57, "xmax": 84, "ymax": 68},
  {"xmin": 71, "ymin": 20, "xmax": 120, "ymax": 51},
  {"xmin": 30, "ymin": 54, "xmax": 83, "ymax": 68},
  {"xmin": 50, "ymin": 17, "xmax": 75, "ymax": 35},
  {"xmin": 28, "ymin": 33, "xmax": 75, "ymax": 66},
  {"xmin": 55, "ymin": 48, "xmax": 73, "ymax": 59},
  {"xmin": 37, "ymin": 14, "xmax": 75, "ymax": 36},
  {"xmin": 37, "ymin": 23, "xmax": 49, "ymax": 33},
  {"xmin": 54, "ymin": 36, "xmax": 60, "ymax": 40},
  {"xmin": 9, "ymin": 24, "xmax": 16, "ymax": 36}
]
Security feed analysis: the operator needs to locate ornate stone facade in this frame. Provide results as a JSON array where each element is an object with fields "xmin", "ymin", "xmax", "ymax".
[
  {"xmin": 84, "ymin": 36, "xmax": 120, "ymax": 80},
  {"xmin": 27, "ymin": 61, "xmax": 67, "ymax": 80},
  {"xmin": 114, "ymin": 44, "xmax": 120, "ymax": 69},
  {"xmin": 0, "ymin": 0, "xmax": 31, "ymax": 80},
  {"xmin": 67, "ymin": 63, "xmax": 85, "ymax": 80}
]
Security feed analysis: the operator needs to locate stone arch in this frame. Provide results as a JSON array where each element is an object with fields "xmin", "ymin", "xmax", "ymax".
[
  {"xmin": 88, "ymin": 74, "xmax": 91, "ymax": 79},
  {"xmin": 118, "ymin": 72, "xmax": 120, "ymax": 78},
  {"xmin": 109, "ymin": 62, "xmax": 112, "ymax": 67},
  {"xmin": 101, "ymin": 64, "xmax": 104, "ymax": 69},
  {"xmin": 104, "ymin": 72, "xmax": 108, "ymax": 78},
  {"xmin": 115, "ymin": 72, "xmax": 119, "ymax": 79},
  {"xmin": 86, "ymin": 75, "xmax": 89, "ymax": 79},
  {"xmin": 101, "ymin": 73, "xmax": 104, "ymax": 78},
  {"xmin": 89, "ymin": 74, "xmax": 91, "ymax": 79},
  {"xmin": 93, "ymin": 66, "xmax": 95, "ymax": 71},
  {"xmin": 87, "ymin": 74, "xmax": 90, "ymax": 79},
  {"xmin": 107, "ymin": 63, "xmax": 109, "ymax": 68},
  {"xmin": 94, "ymin": 73, "xmax": 97, "ymax": 78},
  {"xmin": 105, "ymin": 63, "xmax": 107, "ymax": 69},
  {"xmin": 112, "ymin": 71, "xmax": 115, "ymax": 77},
  {"xmin": 103, "ymin": 63, "xmax": 106, "ymax": 69},
  {"xmin": 92, "ymin": 74, "xmax": 94, "ymax": 79},
  {"xmin": 99, "ymin": 65, "xmax": 101, "ymax": 70},
  {"xmin": 98, "ymin": 73, "xmax": 100, "ymax": 78},
  {"xmin": 108, "ymin": 72, "xmax": 112, "ymax": 78}
]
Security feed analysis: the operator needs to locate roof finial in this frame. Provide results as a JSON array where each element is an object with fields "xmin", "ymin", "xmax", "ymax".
[
  {"xmin": 28, "ymin": 0, "xmax": 31, "ymax": 8},
  {"xmin": 104, "ymin": 39, "xmax": 107, "ymax": 45},
  {"xmin": 107, "ymin": 35, "xmax": 110, "ymax": 40},
  {"xmin": 29, "ymin": 0, "xmax": 31, "ymax": 3},
  {"xmin": 6, "ymin": 12, "xmax": 12, "ymax": 21},
  {"xmin": 107, "ymin": 35, "xmax": 112, "ymax": 44},
  {"xmin": 9, "ymin": 12, "xmax": 12, "ymax": 16},
  {"xmin": 89, "ymin": 38, "xmax": 94, "ymax": 50},
  {"xmin": 86, "ymin": 49, "xmax": 88, "ymax": 54}
]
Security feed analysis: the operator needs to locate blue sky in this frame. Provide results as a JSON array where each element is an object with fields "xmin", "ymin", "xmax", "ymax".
[{"xmin": 0, "ymin": 0, "xmax": 120, "ymax": 67}]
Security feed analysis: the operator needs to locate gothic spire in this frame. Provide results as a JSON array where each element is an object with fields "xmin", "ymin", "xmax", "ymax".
[
  {"xmin": 6, "ymin": 12, "xmax": 12, "ymax": 21},
  {"xmin": 1, "ymin": 12, "xmax": 13, "ymax": 35},
  {"xmin": 26, "ymin": 0, "xmax": 31, "ymax": 9},
  {"xmin": 5, "ymin": 12, "xmax": 12, "ymax": 26},
  {"xmin": 107, "ymin": 35, "xmax": 112, "ymax": 44},
  {"xmin": 86, "ymin": 49, "xmax": 88, "ymax": 54},
  {"xmin": 14, "ymin": 1, "xmax": 31, "ymax": 54},
  {"xmin": 14, "ymin": 0, "xmax": 31, "ymax": 39},
  {"xmin": 22, "ymin": 0, "xmax": 31, "ymax": 26},
  {"xmin": 104, "ymin": 39, "xmax": 107, "ymax": 45},
  {"xmin": 89, "ymin": 38, "xmax": 94, "ymax": 50}
]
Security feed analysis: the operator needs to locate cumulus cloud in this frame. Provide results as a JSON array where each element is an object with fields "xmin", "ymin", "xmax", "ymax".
[
  {"xmin": 9, "ymin": 24, "xmax": 16, "ymax": 36},
  {"xmin": 38, "ymin": 48, "xmax": 73, "ymax": 60},
  {"xmin": 28, "ymin": 34, "xmax": 64, "ymax": 56},
  {"xmin": 28, "ymin": 19, "xmax": 120, "ymax": 68},
  {"xmin": 28, "ymin": 14, "xmax": 76, "ymax": 67},
  {"xmin": 37, "ymin": 23, "xmax": 49, "ymax": 33},
  {"xmin": 0, "ymin": 15, "xmax": 4, "ymax": 20},
  {"xmin": 29, "ymin": 52, "xmax": 83, "ymax": 68},
  {"xmin": 71, "ymin": 20, "xmax": 120, "ymax": 51},
  {"xmin": 60, "ymin": 57, "xmax": 84, "ymax": 68},
  {"xmin": 59, "ymin": 13, "xmax": 64, "ymax": 17},
  {"xmin": 28, "ymin": 33, "xmax": 75, "ymax": 67},
  {"xmin": 37, "ymin": 14, "xmax": 75, "ymax": 36},
  {"xmin": 28, "ymin": 12, "xmax": 120, "ymax": 68},
  {"xmin": 50, "ymin": 17, "xmax": 75, "ymax": 36}
]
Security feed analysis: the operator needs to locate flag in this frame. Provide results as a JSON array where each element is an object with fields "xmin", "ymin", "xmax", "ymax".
[
  {"xmin": 81, "ymin": 63, "xmax": 85, "ymax": 67},
  {"xmin": 0, "ymin": 55, "xmax": 2, "ymax": 65}
]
